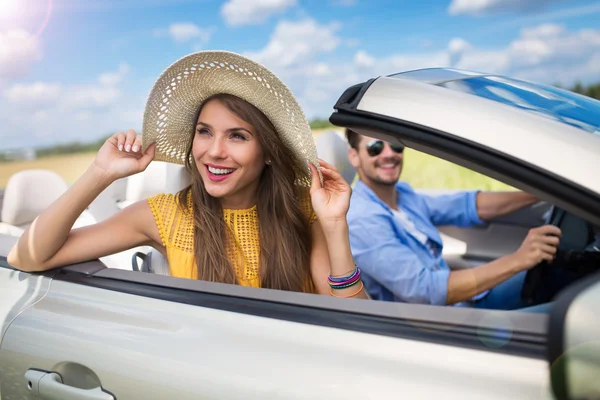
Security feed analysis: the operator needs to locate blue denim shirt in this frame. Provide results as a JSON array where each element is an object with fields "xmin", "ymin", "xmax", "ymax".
[{"xmin": 347, "ymin": 180, "xmax": 485, "ymax": 305}]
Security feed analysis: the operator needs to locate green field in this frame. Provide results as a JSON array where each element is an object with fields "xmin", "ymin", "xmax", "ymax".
[
  {"xmin": 401, "ymin": 148, "xmax": 514, "ymax": 191},
  {"xmin": 0, "ymin": 132, "xmax": 514, "ymax": 191}
]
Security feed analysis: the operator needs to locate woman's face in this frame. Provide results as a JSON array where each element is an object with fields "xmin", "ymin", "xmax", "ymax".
[{"xmin": 192, "ymin": 98, "xmax": 267, "ymax": 209}]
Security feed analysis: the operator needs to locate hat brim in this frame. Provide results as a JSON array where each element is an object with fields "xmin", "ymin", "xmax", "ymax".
[{"xmin": 141, "ymin": 50, "xmax": 320, "ymax": 186}]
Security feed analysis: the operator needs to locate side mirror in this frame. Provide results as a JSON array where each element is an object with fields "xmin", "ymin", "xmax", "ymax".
[{"xmin": 548, "ymin": 271, "xmax": 600, "ymax": 400}]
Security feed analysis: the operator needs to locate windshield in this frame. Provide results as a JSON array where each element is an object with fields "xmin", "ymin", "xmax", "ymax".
[{"xmin": 390, "ymin": 69, "xmax": 600, "ymax": 136}]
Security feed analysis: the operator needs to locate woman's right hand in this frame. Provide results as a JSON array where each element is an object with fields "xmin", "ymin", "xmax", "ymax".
[{"xmin": 93, "ymin": 129, "xmax": 156, "ymax": 181}]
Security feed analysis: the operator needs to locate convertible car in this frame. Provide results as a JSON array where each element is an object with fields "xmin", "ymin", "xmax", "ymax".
[{"xmin": 1, "ymin": 68, "xmax": 599, "ymax": 400}]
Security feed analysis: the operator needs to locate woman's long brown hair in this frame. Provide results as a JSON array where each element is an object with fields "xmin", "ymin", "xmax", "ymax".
[{"xmin": 177, "ymin": 93, "xmax": 312, "ymax": 292}]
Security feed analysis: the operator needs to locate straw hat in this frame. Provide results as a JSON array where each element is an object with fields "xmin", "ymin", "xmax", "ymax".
[{"xmin": 141, "ymin": 50, "xmax": 320, "ymax": 186}]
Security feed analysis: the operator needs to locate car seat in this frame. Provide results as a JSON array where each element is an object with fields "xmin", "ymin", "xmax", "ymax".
[
  {"xmin": 0, "ymin": 169, "xmax": 95, "ymax": 236},
  {"xmin": 315, "ymin": 129, "xmax": 356, "ymax": 185},
  {"xmin": 118, "ymin": 162, "xmax": 192, "ymax": 275}
]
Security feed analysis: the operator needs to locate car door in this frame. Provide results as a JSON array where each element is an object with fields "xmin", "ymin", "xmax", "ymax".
[
  {"xmin": 1, "ymin": 255, "xmax": 556, "ymax": 400},
  {"xmin": 0, "ymin": 236, "xmax": 56, "ymax": 399}
]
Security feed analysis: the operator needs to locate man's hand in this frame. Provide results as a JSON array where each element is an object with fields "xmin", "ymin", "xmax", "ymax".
[{"xmin": 511, "ymin": 225, "xmax": 562, "ymax": 271}]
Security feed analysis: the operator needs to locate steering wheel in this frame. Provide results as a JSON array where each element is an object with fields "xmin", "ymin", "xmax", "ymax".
[
  {"xmin": 521, "ymin": 204, "xmax": 597, "ymax": 305},
  {"xmin": 520, "ymin": 205, "xmax": 563, "ymax": 305}
]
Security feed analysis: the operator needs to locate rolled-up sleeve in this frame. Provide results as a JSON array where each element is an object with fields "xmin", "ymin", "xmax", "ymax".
[
  {"xmin": 422, "ymin": 191, "xmax": 484, "ymax": 227},
  {"xmin": 348, "ymin": 211, "xmax": 450, "ymax": 305}
]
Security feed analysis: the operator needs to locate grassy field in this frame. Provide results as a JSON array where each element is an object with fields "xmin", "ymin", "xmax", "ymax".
[
  {"xmin": 0, "ymin": 152, "xmax": 97, "ymax": 188},
  {"xmin": 0, "ymin": 131, "xmax": 513, "ymax": 191}
]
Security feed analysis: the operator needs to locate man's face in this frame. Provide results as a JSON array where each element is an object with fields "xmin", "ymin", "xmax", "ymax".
[{"xmin": 349, "ymin": 135, "xmax": 404, "ymax": 186}]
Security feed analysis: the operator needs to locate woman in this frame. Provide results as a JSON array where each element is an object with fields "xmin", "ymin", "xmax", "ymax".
[{"xmin": 8, "ymin": 51, "xmax": 368, "ymax": 299}]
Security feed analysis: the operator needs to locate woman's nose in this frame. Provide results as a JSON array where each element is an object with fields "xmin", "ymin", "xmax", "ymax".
[{"xmin": 207, "ymin": 136, "xmax": 227, "ymax": 159}]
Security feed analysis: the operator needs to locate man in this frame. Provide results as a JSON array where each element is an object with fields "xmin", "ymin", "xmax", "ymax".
[{"xmin": 345, "ymin": 129, "xmax": 561, "ymax": 310}]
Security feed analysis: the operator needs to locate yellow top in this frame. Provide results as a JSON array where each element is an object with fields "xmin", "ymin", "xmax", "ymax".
[{"xmin": 147, "ymin": 190, "xmax": 317, "ymax": 288}]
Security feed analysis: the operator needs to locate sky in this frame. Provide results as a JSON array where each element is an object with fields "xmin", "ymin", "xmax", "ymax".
[{"xmin": 0, "ymin": 0, "xmax": 599, "ymax": 151}]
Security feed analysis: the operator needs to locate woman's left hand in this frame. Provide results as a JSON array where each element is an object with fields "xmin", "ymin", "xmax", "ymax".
[{"xmin": 309, "ymin": 159, "xmax": 352, "ymax": 226}]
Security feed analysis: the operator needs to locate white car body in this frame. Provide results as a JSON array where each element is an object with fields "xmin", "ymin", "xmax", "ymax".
[{"xmin": 1, "ymin": 68, "xmax": 599, "ymax": 399}]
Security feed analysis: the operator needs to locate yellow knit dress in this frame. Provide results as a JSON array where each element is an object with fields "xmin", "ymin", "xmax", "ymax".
[{"xmin": 147, "ymin": 190, "xmax": 316, "ymax": 288}]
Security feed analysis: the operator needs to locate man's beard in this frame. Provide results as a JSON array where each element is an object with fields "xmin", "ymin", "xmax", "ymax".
[{"xmin": 372, "ymin": 175, "xmax": 398, "ymax": 186}]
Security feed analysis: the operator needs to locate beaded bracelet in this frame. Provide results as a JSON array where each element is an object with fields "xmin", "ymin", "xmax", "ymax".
[
  {"xmin": 330, "ymin": 282, "xmax": 364, "ymax": 298},
  {"xmin": 328, "ymin": 265, "xmax": 362, "ymax": 290}
]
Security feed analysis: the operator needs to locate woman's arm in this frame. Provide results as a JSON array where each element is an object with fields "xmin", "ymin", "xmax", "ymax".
[
  {"xmin": 8, "ymin": 131, "xmax": 158, "ymax": 271},
  {"xmin": 310, "ymin": 219, "xmax": 369, "ymax": 299},
  {"xmin": 308, "ymin": 160, "xmax": 368, "ymax": 299}
]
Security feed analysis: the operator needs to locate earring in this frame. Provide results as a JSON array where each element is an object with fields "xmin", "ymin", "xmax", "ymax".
[{"xmin": 266, "ymin": 160, "xmax": 272, "ymax": 165}]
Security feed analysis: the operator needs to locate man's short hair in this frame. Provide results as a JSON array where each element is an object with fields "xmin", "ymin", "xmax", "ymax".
[{"xmin": 345, "ymin": 128, "xmax": 361, "ymax": 149}]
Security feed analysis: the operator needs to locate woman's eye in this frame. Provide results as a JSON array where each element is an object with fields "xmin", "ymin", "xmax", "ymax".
[
  {"xmin": 196, "ymin": 128, "xmax": 210, "ymax": 135},
  {"xmin": 231, "ymin": 132, "xmax": 248, "ymax": 141}
]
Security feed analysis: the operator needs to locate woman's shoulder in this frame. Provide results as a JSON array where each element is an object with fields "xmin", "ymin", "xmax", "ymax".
[
  {"xmin": 147, "ymin": 191, "xmax": 191, "ymax": 213},
  {"xmin": 147, "ymin": 191, "xmax": 193, "ymax": 226},
  {"xmin": 147, "ymin": 193, "xmax": 177, "ymax": 217}
]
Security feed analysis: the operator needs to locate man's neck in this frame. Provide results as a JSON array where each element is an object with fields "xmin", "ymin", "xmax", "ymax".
[{"xmin": 363, "ymin": 179, "xmax": 398, "ymax": 210}]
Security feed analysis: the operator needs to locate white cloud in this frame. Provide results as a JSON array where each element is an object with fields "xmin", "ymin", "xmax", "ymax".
[
  {"xmin": 266, "ymin": 23, "xmax": 599, "ymax": 120},
  {"xmin": 0, "ymin": 29, "xmax": 43, "ymax": 80},
  {"xmin": 169, "ymin": 23, "xmax": 212, "ymax": 43},
  {"xmin": 521, "ymin": 23, "xmax": 564, "ymax": 38},
  {"xmin": 4, "ymin": 82, "xmax": 62, "ymax": 108},
  {"xmin": 354, "ymin": 50, "xmax": 375, "ymax": 69},
  {"xmin": 62, "ymin": 85, "xmax": 122, "ymax": 110},
  {"xmin": 448, "ymin": 38, "xmax": 472, "ymax": 66},
  {"xmin": 0, "ymin": 63, "xmax": 141, "ymax": 150},
  {"xmin": 221, "ymin": 0, "xmax": 296, "ymax": 27},
  {"xmin": 303, "ymin": 62, "xmax": 332, "ymax": 76},
  {"xmin": 453, "ymin": 24, "xmax": 600, "ymax": 84},
  {"xmin": 154, "ymin": 23, "xmax": 213, "ymax": 45},
  {"xmin": 448, "ymin": 0, "xmax": 563, "ymax": 16},
  {"xmin": 3, "ymin": 64, "xmax": 130, "ymax": 111},
  {"xmin": 245, "ymin": 19, "xmax": 341, "ymax": 70},
  {"xmin": 98, "ymin": 63, "xmax": 130, "ymax": 86}
]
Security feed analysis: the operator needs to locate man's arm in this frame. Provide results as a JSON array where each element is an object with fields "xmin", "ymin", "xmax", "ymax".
[
  {"xmin": 475, "ymin": 191, "xmax": 539, "ymax": 221},
  {"xmin": 446, "ymin": 224, "xmax": 560, "ymax": 304},
  {"xmin": 348, "ymin": 211, "xmax": 561, "ymax": 306}
]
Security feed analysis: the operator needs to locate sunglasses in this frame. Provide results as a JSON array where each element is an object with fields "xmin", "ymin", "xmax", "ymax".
[{"xmin": 365, "ymin": 140, "xmax": 405, "ymax": 157}]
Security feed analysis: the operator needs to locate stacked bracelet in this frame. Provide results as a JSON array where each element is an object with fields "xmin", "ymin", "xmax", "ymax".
[
  {"xmin": 330, "ymin": 282, "xmax": 364, "ymax": 298},
  {"xmin": 328, "ymin": 265, "xmax": 362, "ymax": 290}
]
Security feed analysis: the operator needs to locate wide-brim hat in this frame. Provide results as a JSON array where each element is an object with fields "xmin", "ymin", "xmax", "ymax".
[{"xmin": 141, "ymin": 50, "xmax": 319, "ymax": 187}]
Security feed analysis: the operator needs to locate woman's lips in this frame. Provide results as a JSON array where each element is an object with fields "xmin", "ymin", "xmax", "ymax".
[{"xmin": 205, "ymin": 165, "xmax": 235, "ymax": 182}]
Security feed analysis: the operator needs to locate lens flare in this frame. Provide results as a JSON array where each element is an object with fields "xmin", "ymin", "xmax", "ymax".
[
  {"xmin": 0, "ymin": 0, "xmax": 53, "ymax": 37},
  {"xmin": 35, "ymin": 0, "xmax": 53, "ymax": 37},
  {"xmin": 0, "ymin": 0, "xmax": 19, "ymax": 16}
]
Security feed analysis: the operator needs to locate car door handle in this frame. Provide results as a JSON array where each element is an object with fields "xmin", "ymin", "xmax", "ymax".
[{"xmin": 25, "ymin": 369, "xmax": 115, "ymax": 400}]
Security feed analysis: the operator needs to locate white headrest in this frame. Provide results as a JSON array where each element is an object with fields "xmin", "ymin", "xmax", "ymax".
[
  {"xmin": 315, "ymin": 130, "xmax": 356, "ymax": 184},
  {"xmin": 125, "ymin": 161, "xmax": 192, "ymax": 202},
  {"xmin": 1, "ymin": 169, "xmax": 69, "ymax": 226}
]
